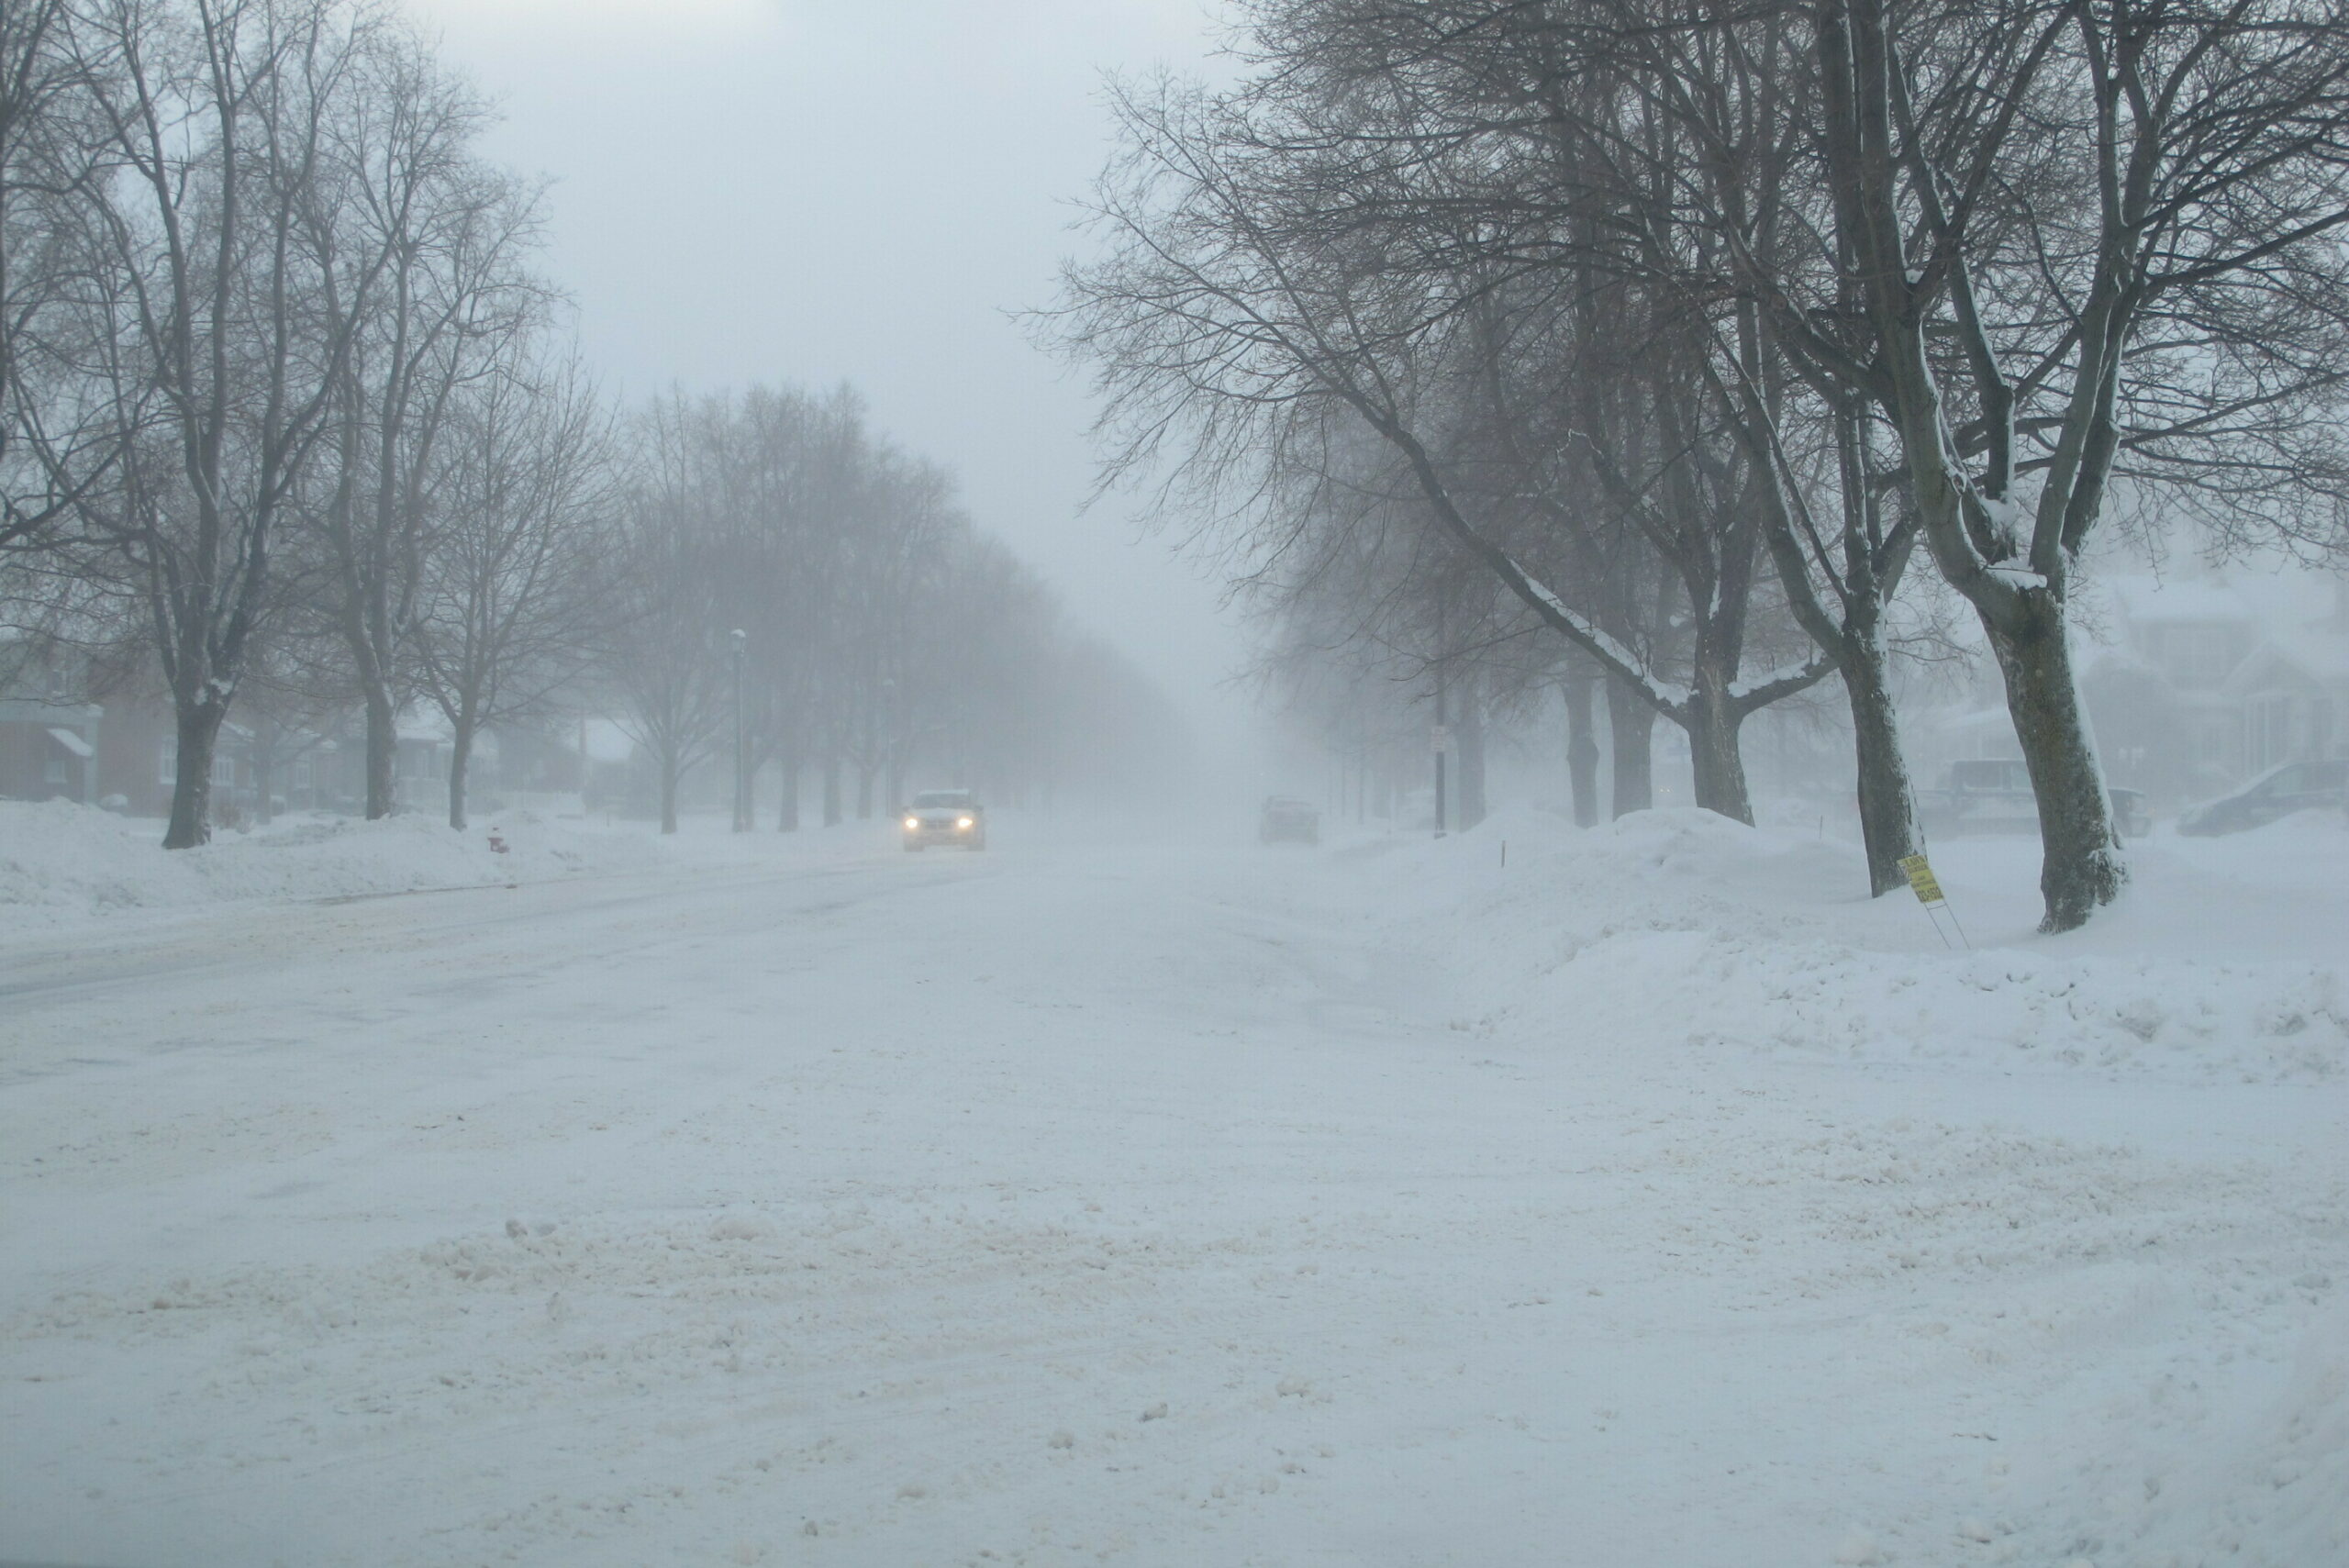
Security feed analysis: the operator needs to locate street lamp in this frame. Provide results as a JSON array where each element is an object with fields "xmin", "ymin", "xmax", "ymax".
[{"xmin": 729, "ymin": 628, "xmax": 748, "ymax": 833}]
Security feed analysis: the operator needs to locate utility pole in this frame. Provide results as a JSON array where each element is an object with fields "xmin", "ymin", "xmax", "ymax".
[{"xmin": 730, "ymin": 628, "xmax": 749, "ymax": 832}]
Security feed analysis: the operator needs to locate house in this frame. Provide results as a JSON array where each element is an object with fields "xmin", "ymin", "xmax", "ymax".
[
  {"xmin": 2082, "ymin": 572, "xmax": 2347, "ymax": 807},
  {"xmin": 1911, "ymin": 570, "xmax": 2347, "ymax": 814},
  {"xmin": 0, "ymin": 633, "xmax": 101, "ymax": 804}
]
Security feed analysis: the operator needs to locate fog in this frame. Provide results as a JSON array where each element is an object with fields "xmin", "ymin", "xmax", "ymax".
[
  {"xmin": 405, "ymin": 0, "xmax": 1266, "ymax": 784},
  {"xmin": 5, "ymin": 5, "xmax": 2347, "ymax": 1566}
]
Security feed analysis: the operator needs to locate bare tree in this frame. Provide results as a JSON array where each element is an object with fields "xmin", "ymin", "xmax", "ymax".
[
  {"xmin": 411, "ymin": 348, "xmax": 611, "ymax": 828},
  {"xmin": 1, "ymin": 0, "xmax": 121, "ymax": 555},
  {"xmin": 1767, "ymin": 0, "xmax": 2349, "ymax": 927},
  {"xmin": 308, "ymin": 27, "xmax": 540, "ymax": 819},
  {"xmin": 62, "ymin": 0, "xmax": 380, "ymax": 847}
]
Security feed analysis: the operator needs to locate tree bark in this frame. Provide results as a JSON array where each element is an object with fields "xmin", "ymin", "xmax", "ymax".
[
  {"xmin": 1564, "ymin": 675, "xmax": 1599, "ymax": 828},
  {"xmin": 1605, "ymin": 674, "xmax": 1653, "ymax": 817},
  {"xmin": 163, "ymin": 699, "xmax": 228, "ymax": 850},
  {"xmin": 659, "ymin": 753, "xmax": 680, "ymax": 835},
  {"xmin": 855, "ymin": 764, "xmax": 874, "ymax": 820},
  {"xmin": 1987, "ymin": 595, "xmax": 2124, "ymax": 930},
  {"xmin": 364, "ymin": 685, "xmax": 397, "ymax": 819},
  {"xmin": 1684, "ymin": 684, "xmax": 1753, "ymax": 825},
  {"xmin": 448, "ymin": 718, "xmax": 474, "ymax": 831},
  {"xmin": 1840, "ymin": 625, "xmax": 1920, "ymax": 896}
]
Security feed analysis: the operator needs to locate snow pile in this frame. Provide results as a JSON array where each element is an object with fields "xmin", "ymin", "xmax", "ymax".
[
  {"xmin": 1373, "ymin": 807, "xmax": 2348, "ymax": 1084},
  {"xmin": 0, "ymin": 799, "xmax": 663, "ymax": 926}
]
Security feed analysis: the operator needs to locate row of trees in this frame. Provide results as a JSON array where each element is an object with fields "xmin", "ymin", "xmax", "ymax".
[
  {"xmin": 1054, "ymin": 0, "xmax": 2349, "ymax": 929},
  {"xmin": 607, "ymin": 384, "xmax": 1183, "ymax": 833},
  {"xmin": 3, "ymin": 0, "xmax": 1174, "ymax": 846}
]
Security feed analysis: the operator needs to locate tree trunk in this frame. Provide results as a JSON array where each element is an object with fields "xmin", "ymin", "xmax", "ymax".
[
  {"xmin": 822, "ymin": 756, "xmax": 842, "ymax": 827},
  {"xmin": 1564, "ymin": 675, "xmax": 1599, "ymax": 828},
  {"xmin": 1605, "ymin": 674, "xmax": 1653, "ymax": 817},
  {"xmin": 1987, "ymin": 595, "xmax": 2124, "ymax": 931},
  {"xmin": 250, "ymin": 737, "xmax": 277, "ymax": 827},
  {"xmin": 1456, "ymin": 681, "xmax": 1487, "ymax": 830},
  {"xmin": 855, "ymin": 764, "xmax": 874, "ymax": 820},
  {"xmin": 1840, "ymin": 625, "xmax": 1921, "ymax": 896},
  {"xmin": 163, "ymin": 699, "xmax": 229, "ymax": 850},
  {"xmin": 448, "ymin": 718, "xmax": 474, "ymax": 831},
  {"xmin": 364, "ymin": 685, "xmax": 397, "ymax": 819},
  {"xmin": 1684, "ymin": 684, "xmax": 1754, "ymax": 825},
  {"xmin": 775, "ymin": 746, "xmax": 800, "ymax": 831},
  {"xmin": 659, "ymin": 753, "xmax": 680, "ymax": 835}
]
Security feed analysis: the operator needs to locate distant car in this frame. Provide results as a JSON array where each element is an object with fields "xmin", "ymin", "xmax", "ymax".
[
  {"xmin": 2177, "ymin": 758, "xmax": 2348, "ymax": 837},
  {"xmin": 902, "ymin": 789, "xmax": 985, "ymax": 851},
  {"xmin": 1920, "ymin": 759, "xmax": 2151, "ymax": 841},
  {"xmin": 1259, "ymin": 795, "xmax": 1319, "ymax": 845}
]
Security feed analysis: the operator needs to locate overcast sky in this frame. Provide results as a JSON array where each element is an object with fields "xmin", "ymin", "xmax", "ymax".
[{"xmin": 400, "ymin": 0, "xmax": 1264, "ymax": 760}]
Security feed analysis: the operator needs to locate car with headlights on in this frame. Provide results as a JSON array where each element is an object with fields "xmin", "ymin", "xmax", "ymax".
[{"xmin": 902, "ymin": 789, "xmax": 985, "ymax": 851}]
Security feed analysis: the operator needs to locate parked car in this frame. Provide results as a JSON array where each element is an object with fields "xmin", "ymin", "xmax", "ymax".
[
  {"xmin": 901, "ymin": 789, "xmax": 985, "ymax": 851},
  {"xmin": 1920, "ymin": 758, "xmax": 2151, "ymax": 840},
  {"xmin": 1258, "ymin": 795, "xmax": 1320, "ymax": 845},
  {"xmin": 2177, "ymin": 758, "xmax": 2348, "ymax": 837}
]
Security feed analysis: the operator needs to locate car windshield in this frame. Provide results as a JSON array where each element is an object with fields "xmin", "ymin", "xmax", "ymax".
[{"xmin": 912, "ymin": 791, "xmax": 971, "ymax": 808}]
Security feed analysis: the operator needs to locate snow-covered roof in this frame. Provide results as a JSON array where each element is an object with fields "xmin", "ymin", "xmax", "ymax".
[
  {"xmin": 2101, "ymin": 573, "xmax": 2252, "ymax": 626},
  {"xmin": 2224, "ymin": 627, "xmax": 2349, "ymax": 695},
  {"xmin": 395, "ymin": 706, "xmax": 451, "ymax": 745}
]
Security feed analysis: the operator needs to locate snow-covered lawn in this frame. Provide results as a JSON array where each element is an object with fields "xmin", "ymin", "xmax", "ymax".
[{"xmin": 2, "ymin": 803, "xmax": 2343, "ymax": 1566}]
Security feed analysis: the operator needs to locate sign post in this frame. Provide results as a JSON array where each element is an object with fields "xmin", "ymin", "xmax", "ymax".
[{"xmin": 1898, "ymin": 852, "xmax": 1968, "ymax": 949}]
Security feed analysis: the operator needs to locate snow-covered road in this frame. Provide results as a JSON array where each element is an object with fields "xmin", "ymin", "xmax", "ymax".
[{"xmin": 4, "ymin": 816, "xmax": 2343, "ymax": 1567}]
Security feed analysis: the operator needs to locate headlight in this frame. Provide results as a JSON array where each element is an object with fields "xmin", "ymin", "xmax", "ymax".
[
  {"xmin": 904, "ymin": 817, "xmax": 920, "ymax": 830},
  {"xmin": 957, "ymin": 817, "xmax": 974, "ymax": 829}
]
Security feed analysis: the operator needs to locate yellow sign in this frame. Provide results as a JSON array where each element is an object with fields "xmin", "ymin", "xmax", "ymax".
[{"xmin": 1898, "ymin": 853, "xmax": 1944, "ymax": 905}]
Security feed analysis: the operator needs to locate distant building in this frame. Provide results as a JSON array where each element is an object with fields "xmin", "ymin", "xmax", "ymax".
[
  {"xmin": 2084, "ymin": 573, "xmax": 2345, "ymax": 806},
  {"xmin": 0, "ymin": 633, "xmax": 101, "ymax": 804},
  {"xmin": 1915, "ymin": 572, "xmax": 2346, "ymax": 813}
]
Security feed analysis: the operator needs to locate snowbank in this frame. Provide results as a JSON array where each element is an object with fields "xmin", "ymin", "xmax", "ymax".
[
  {"xmin": 0, "ymin": 800, "xmax": 665, "ymax": 929},
  {"xmin": 1368, "ymin": 806, "xmax": 2349, "ymax": 1085}
]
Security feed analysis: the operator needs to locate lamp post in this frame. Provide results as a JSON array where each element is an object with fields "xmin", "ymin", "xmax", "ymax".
[{"xmin": 730, "ymin": 628, "xmax": 748, "ymax": 833}]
